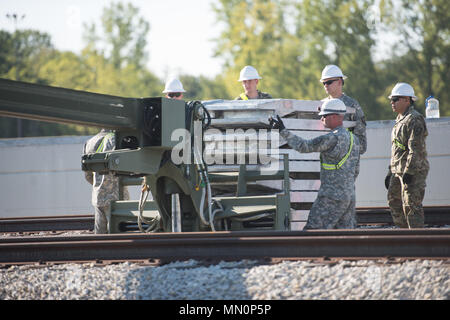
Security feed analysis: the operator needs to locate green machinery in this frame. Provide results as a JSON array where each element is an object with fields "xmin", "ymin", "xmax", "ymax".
[{"xmin": 0, "ymin": 78, "xmax": 291, "ymax": 233}]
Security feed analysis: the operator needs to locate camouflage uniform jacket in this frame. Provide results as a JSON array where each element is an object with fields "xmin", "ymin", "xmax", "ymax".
[
  {"xmin": 235, "ymin": 90, "xmax": 272, "ymax": 100},
  {"xmin": 324, "ymin": 94, "xmax": 367, "ymax": 154},
  {"xmin": 83, "ymin": 130, "xmax": 128, "ymax": 207},
  {"xmin": 281, "ymin": 126, "xmax": 360, "ymax": 201},
  {"xmin": 390, "ymin": 106, "xmax": 429, "ymax": 175}
]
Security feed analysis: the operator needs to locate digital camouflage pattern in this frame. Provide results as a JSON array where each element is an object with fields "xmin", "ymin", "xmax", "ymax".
[
  {"xmin": 235, "ymin": 90, "xmax": 273, "ymax": 100},
  {"xmin": 307, "ymin": 194, "xmax": 356, "ymax": 229},
  {"xmin": 324, "ymin": 94, "xmax": 367, "ymax": 155},
  {"xmin": 388, "ymin": 106, "xmax": 429, "ymax": 228},
  {"xmin": 83, "ymin": 129, "xmax": 129, "ymax": 233},
  {"xmin": 280, "ymin": 126, "xmax": 360, "ymax": 229},
  {"xmin": 93, "ymin": 205, "xmax": 111, "ymax": 234}
]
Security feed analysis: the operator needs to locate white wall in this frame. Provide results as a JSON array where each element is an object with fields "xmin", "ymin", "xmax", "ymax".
[
  {"xmin": 1, "ymin": 118, "xmax": 449, "ymax": 218},
  {"xmin": 356, "ymin": 118, "xmax": 450, "ymax": 207},
  {"xmin": 0, "ymin": 136, "xmax": 92, "ymax": 217}
]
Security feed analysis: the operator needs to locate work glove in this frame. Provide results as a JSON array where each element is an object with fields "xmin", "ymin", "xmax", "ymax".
[
  {"xmin": 384, "ymin": 174, "xmax": 392, "ymax": 190},
  {"xmin": 268, "ymin": 115, "xmax": 285, "ymax": 130},
  {"xmin": 402, "ymin": 173, "xmax": 413, "ymax": 184}
]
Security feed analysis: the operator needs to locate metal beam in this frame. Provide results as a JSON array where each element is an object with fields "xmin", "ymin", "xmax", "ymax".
[
  {"xmin": 0, "ymin": 78, "xmax": 139, "ymax": 129},
  {"xmin": 0, "ymin": 230, "xmax": 448, "ymax": 264}
]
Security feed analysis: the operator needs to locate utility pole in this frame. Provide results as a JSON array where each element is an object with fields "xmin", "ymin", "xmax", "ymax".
[{"xmin": 6, "ymin": 13, "xmax": 26, "ymax": 138}]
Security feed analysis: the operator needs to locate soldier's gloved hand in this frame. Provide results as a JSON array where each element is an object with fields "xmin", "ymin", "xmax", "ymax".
[
  {"xmin": 384, "ymin": 174, "xmax": 392, "ymax": 190},
  {"xmin": 268, "ymin": 115, "xmax": 285, "ymax": 130},
  {"xmin": 402, "ymin": 173, "xmax": 413, "ymax": 184}
]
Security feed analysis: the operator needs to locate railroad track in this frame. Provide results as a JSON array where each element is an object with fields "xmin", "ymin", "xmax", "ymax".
[
  {"xmin": 0, "ymin": 215, "xmax": 93, "ymax": 233},
  {"xmin": 1, "ymin": 206, "xmax": 449, "ymax": 233},
  {"xmin": 1, "ymin": 229, "xmax": 449, "ymax": 266},
  {"xmin": 356, "ymin": 206, "xmax": 450, "ymax": 225}
]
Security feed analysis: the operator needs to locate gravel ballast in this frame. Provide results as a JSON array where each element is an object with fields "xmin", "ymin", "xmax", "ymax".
[{"xmin": 1, "ymin": 259, "xmax": 448, "ymax": 300}]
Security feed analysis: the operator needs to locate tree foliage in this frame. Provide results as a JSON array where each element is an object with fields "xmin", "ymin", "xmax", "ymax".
[
  {"xmin": 0, "ymin": 0, "xmax": 448, "ymax": 138},
  {"xmin": 379, "ymin": 0, "xmax": 450, "ymax": 114},
  {"xmin": 212, "ymin": 0, "xmax": 449, "ymax": 119},
  {"xmin": 84, "ymin": 2, "xmax": 150, "ymax": 70},
  {"xmin": 0, "ymin": 2, "xmax": 160, "ymax": 138},
  {"xmin": 212, "ymin": 0, "xmax": 289, "ymax": 98}
]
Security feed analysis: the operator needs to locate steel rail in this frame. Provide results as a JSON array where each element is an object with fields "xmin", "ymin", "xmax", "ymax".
[
  {"xmin": 356, "ymin": 206, "xmax": 450, "ymax": 225},
  {"xmin": 0, "ymin": 215, "xmax": 94, "ymax": 233},
  {"xmin": 0, "ymin": 229, "xmax": 449, "ymax": 265},
  {"xmin": 1, "ymin": 206, "xmax": 450, "ymax": 233}
]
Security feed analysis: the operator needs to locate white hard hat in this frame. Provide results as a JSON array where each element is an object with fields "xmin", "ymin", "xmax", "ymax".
[
  {"xmin": 320, "ymin": 64, "xmax": 347, "ymax": 82},
  {"xmin": 388, "ymin": 82, "xmax": 417, "ymax": 101},
  {"xmin": 318, "ymin": 98, "xmax": 347, "ymax": 116},
  {"xmin": 238, "ymin": 65, "xmax": 262, "ymax": 81},
  {"xmin": 162, "ymin": 78, "xmax": 186, "ymax": 93}
]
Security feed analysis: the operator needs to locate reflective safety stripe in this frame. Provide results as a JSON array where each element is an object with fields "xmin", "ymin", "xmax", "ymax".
[
  {"xmin": 240, "ymin": 93, "xmax": 249, "ymax": 100},
  {"xmin": 393, "ymin": 138, "xmax": 406, "ymax": 150},
  {"xmin": 321, "ymin": 131, "xmax": 354, "ymax": 170},
  {"xmin": 96, "ymin": 133, "xmax": 114, "ymax": 153}
]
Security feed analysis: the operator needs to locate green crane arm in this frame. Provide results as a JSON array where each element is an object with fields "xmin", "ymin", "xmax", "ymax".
[{"xmin": 0, "ymin": 78, "xmax": 138, "ymax": 129}]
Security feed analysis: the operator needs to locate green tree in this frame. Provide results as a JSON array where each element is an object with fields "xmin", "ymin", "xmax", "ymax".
[
  {"xmin": 38, "ymin": 51, "xmax": 92, "ymax": 90},
  {"xmin": 0, "ymin": 29, "xmax": 72, "ymax": 138},
  {"xmin": 78, "ymin": 47, "xmax": 161, "ymax": 97},
  {"xmin": 212, "ymin": 0, "xmax": 289, "ymax": 98},
  {"xmin": 0, "ymin": 29, "xmax": 54, "ymax": 82},
  {"xmin": 81, "ymin": 2, "xmax": 161, "ymax": 98},
  {"xmin": 180, "ymin": 74, "xmax": 229, "ymax": 101},
  {"xmin": 379, "ymin": 0, "xmax": 450, "ymax": 116},
  {"xmin": 292, "ymin": 0, "xmax": 386, "ymax": 119},
  {"xmin": 83, "ymin": 1, "xmax": 150, "ymax": 70},
  {"xmin": 0, "ymin": 2, "xmax": 165, "ymax": 138},
  {"xmin": 212, "ymin": 0, "xmax": 384, "ymax": 120}
]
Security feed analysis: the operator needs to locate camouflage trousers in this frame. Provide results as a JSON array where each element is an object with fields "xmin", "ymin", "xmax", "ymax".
[
  {"xmin": 387, "ymin": 173, "xmax": 426, "ymax": 228},
  {"xmin": 305, "ymin": 194, "xmax": 357, "ymax": 229},
  {"xmin": 94, "ymin": 204, "xmax": 111, "ymax": 234}
]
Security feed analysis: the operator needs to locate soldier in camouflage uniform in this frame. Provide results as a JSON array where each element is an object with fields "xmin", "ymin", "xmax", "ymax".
[
  {"xmin": 320, "ymin": 65, "xmax": 367, "ymax": 155},
  {"xmin": 235, "ymin": 66, "xmax": 272, "ymax": 100},
  {"xmin": 269, "ymin": 99, "xmax": 360, "ymax": 229},
  {"xmin": 83, "ymin": 129, "xmax": 129, "ymax": 233},
  {"xmin": 385, "ymin": 83, "xmax": 429, "ymax": 228}
]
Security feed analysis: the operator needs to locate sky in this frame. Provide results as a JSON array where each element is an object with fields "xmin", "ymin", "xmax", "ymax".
[{"xmin": 0, "ymin": 0, "xmax": 223, "ymax": 80}]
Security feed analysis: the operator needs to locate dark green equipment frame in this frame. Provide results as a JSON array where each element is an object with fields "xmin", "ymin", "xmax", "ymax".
[{"xmin": 0, "ymin": 78, "xmax": 291, "ymax": 233}]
